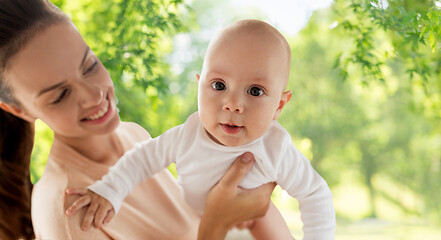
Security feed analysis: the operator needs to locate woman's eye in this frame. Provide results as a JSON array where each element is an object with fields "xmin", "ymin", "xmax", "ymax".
[
  {"xmin": 83, "ymin": 61, "xmax": 98, "ymax": 75},
  {"xmin": 248, "ymin": 86, "xmax": 263, "ymax": 96},
  {"xmin": 52, "ymin": 89, "xmax": 68, "ymax": 104},
  {"xmin": 211, "ymin": 81, "xmax": 226, "ymax": 91}
]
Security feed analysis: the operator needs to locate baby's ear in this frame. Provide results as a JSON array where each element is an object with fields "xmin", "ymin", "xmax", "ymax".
[{"xmin": 273, "ymin": 90, "xmax": 292, "ymax": 120}]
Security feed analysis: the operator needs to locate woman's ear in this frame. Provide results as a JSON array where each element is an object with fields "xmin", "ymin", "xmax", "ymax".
[
  {"xmin": 0, "ymin": 102, "xmax": 36, "ymax": 122},
  {"xmin": 273, "ymin": 90, "xmax": 293, "ymax": 121}
]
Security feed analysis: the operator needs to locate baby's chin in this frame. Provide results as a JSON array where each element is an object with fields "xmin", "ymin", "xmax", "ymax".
[
  {"xmin": 214, "ymin": 135, "xmax": 260, "ymax": 147},
  {"xmin": 205, "ymin": 128, "xmax": 261, "ymax": 147}
]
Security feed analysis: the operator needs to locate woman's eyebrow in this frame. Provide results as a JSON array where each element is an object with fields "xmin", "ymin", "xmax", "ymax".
[
  {"xmin": 36, "ymin": 81, "xmax": 66, "ymax": 98},
  {"xmin": 36, "ymin": 47, "xmax": 90, "ymax": 98}
]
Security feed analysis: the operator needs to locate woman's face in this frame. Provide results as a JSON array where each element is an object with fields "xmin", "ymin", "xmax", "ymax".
[{"xmin": 4, "ymin": 21, "xmax": 120, "ymax": 138}]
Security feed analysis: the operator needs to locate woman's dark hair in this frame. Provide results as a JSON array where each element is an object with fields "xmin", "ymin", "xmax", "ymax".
[{"xmin": 0, "ymin": 0, "xmax": 67, "ymax": 238}]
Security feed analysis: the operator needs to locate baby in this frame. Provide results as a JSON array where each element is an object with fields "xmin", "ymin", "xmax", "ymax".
[{"xmin": 67, "ymin": 19, "xmax": 335, "ymax": 239}]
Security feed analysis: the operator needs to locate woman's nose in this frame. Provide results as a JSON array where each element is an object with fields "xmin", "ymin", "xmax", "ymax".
[
  {"xmin": 78, "ymin": 82, "xmax": 104, "ymax": 108},
  {"xmin": 223, "ymin": 95, "xmax": 243, "ymax": 113}
]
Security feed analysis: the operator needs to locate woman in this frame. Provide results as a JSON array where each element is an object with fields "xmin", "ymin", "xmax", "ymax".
[{"xmin": 0, "ymin": 0, "xmax": 276, "ymax": 239}]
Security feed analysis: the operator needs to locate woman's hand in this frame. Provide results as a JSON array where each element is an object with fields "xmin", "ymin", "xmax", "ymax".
[{"xmin": 198, "ymin": 152, "xmax": 276, "ymax": 240}]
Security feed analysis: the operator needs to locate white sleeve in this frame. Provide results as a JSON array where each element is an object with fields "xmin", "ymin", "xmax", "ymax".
[
  {"xmin": 277, "ymin": 145, "xmax": 336, "ymax": 240},
  {"xmin": 88, "ymin": 128, "xmax": 178, "ymax": 213}
]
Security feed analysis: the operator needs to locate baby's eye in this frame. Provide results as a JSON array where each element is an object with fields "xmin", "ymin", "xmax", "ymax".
[
  {"xmin": 211, "ymin": 81, "xmax": 226, "ymax": 91},
  {"xmin": 248, "ymin": 86, "xmax": 263, "ymax": 96}
]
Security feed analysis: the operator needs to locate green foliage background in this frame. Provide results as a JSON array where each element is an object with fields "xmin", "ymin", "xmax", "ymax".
[{"xmin": 31, "ymin": 0, "xmax": 441, "ymax": 238}]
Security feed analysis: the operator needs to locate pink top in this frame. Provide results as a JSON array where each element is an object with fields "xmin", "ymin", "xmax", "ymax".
[{"xmin": 31, "ymin": 122, "xmax": 200, "ymax": 240}]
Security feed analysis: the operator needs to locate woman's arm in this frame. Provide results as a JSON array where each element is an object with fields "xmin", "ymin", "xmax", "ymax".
[{"xmin": 198, "ymin": 152, "xmax": 276, "ymax": 240}]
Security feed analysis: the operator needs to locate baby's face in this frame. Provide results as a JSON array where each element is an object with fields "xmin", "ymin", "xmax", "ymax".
[{"xmin": 198, "ymin": 25, "xmax": 291, "ymax": 147}]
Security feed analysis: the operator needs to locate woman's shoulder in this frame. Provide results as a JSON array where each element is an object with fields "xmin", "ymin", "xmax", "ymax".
[
  {"xmin": 118, "ymin": 121, "xmax": 151, "ymax": 142},
  {"xmin": 31, "ymin": 159, "xmax": 70, "ymax": 238},
  {"xmin": 32, "ymin": 158, "xmax": 69, "ymax": 198},
  {"xmin": 31, "ymin": 157, "xmax": 79, "ymax": 223},
  {"xmin": 32, "ymin": 159, "xmax": 111, "ymax": 239}
]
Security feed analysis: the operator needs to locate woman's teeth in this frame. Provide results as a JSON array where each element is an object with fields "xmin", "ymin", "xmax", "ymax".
[{"xmin": 85, "ymin": 100, "xmax": 109, "ymax": 120}]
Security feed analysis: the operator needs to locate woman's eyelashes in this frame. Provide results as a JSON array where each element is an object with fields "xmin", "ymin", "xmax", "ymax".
[
  {"xmin": 52, "ymin": 88, "xmax": 69, "ymax": 104},
  {"xmin": 83, "ymin": 60, "xmax": 98, "ymax": 75},
  {"xmin": 49, "ymin": 59, "xmax": 99, "ymax": 105}
]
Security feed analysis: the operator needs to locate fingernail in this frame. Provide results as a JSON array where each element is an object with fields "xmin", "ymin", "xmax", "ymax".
[{"xmin": 242, "ymin": 153, "xmax": 252, "ymax": 163}]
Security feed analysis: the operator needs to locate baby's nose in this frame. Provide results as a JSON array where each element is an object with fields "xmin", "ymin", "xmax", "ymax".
[{"xmin": 223, "ymin": 97, "xmax": 243, "ymax": 113}]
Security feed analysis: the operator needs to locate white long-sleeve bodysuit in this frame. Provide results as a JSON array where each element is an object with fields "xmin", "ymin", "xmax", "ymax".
[{"xmin": 90, "ymin": 112, "xmax": 335, "ymax": 239}]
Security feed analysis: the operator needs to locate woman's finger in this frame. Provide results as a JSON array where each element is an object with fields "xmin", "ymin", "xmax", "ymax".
[
  {"xmin": 236, "ymin": 220, "xmax": 255, "ymax": 230},
  {"xmin": 66, "ymin": 195, "xmax": 91, "ymax": 216},
  {"xmin": 81, "ymin": 201, "xmax": 99, "ymax": 231},
  {"xmin": 219, "ymin": 152, "xmax": 254, "ymax": 187},
  {"xmin": 241, "ymin": 182, "xmax": 277, "ymax": 218},
  {"xmin": 246, "ymin": 182, "xmax": 277, "ymax": 199},
  {"xmin": 65, "ymin": 187, "xmax": 89, "ymax": 195}
]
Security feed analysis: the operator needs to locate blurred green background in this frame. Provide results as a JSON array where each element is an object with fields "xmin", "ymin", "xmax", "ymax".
[{"xmin": 31, "ymin": 0, "xmax": 441, "ymax": 239}]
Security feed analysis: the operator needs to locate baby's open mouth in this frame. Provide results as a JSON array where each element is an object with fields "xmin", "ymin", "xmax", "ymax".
[{"xmin": 221, "ymin": 123, "xmax": 243, "ymax": 134}]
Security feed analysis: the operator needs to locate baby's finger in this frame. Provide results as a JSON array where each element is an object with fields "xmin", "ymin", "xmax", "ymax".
[
  {"xmin": 93, "ymin": 205, "xmax": 105, "ymax": 229},
  {"xmin": 65, "ymin": 188, "xmax": 89, "ymax": 195},
  {"xmin": 66, "ymin": 195, "xmax": 91, "ymax": 216},
  {"xmin": 103, "ymin": 209, "xmax": 115, "ymax": 225},
  {"xmin": 81, "ymin": 201, "xmax": 99, "ymax": 231},
  {"xmin": 94, "ymin": 203, "xmax": 113, "ymax": 229}
]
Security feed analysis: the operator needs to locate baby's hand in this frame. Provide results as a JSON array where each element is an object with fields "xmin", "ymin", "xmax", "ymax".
[{"xmin": 65, "ymin": 188, "xmax": 115, "ymax": 231}]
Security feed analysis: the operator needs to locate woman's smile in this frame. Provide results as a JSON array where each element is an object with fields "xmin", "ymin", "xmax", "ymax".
[{"xmin": 81, "ymin": 97, "xmax": 113, "ymax": 124}]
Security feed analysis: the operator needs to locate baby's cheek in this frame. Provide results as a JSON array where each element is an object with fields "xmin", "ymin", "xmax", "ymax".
[{"xmin": 249, "ymin": 120, "xmax": 271, "ymax": 139}]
